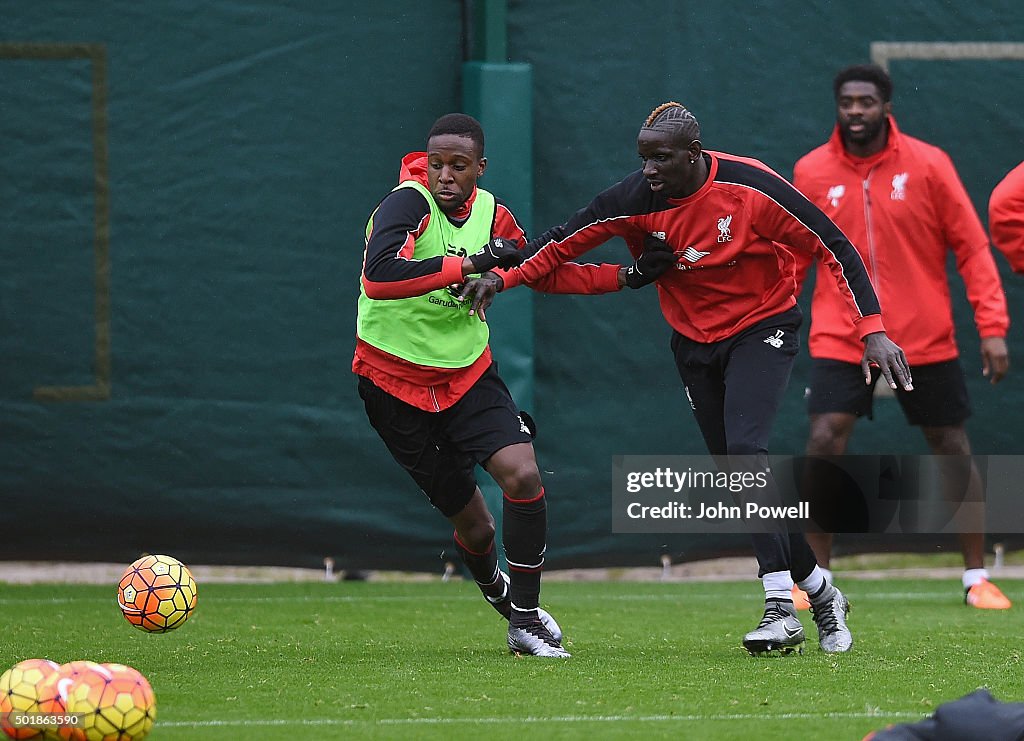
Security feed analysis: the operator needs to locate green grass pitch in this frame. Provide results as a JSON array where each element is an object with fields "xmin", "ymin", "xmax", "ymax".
[{"xmin": 3, "ymin": 579, "xmax": 1023, "ymax": 739}]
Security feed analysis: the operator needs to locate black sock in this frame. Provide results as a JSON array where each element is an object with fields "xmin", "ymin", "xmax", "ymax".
[
  {"xmin": 503, "ymin": 489, "xmax": 546, "ymax": 622},
  {"xmin": 452, "ymin": 533, "xmax": 504, "ymax": 601}
]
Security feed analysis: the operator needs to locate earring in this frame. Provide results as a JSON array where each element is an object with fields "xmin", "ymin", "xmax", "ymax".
[{"xmin": 689, "ymin": 158, "xmax": 696, "ymax": 164}]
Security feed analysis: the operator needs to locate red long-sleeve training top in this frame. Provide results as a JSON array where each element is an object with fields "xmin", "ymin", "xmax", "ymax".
[{"xmin": 502, "ymin": 150, "xmax": 885, "ymax": 344}]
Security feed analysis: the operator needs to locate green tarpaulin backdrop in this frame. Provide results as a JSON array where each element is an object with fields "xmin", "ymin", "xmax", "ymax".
[{"xmin": 3, "ymin": 2, "xmax": 1023, "ymax": 570}]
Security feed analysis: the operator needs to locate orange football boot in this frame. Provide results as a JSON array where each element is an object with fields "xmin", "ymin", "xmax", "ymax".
[
  {"xmin": 965, "ymin": 579, "xmax": 1012, "ymax": 610},
  {"xmin": 791, "ymin": 583, "xmax": 811, "ymax": 611}
]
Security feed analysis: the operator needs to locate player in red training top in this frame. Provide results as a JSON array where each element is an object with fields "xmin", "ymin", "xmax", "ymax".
[{"xmin": 496, "ymin": 101, "xmax": 913, "ymax": 655}]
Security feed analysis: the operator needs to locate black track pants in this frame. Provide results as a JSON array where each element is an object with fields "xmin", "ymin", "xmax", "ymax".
[{"xmin": 671, "ymin": 306, "xmax": 817, "ymax": 581}]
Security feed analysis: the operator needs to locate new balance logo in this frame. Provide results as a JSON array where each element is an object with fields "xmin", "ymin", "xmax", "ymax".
[
  {"xmin": 681, "ymin": 246, "xmax": 711, "ymax": 263},
  {"xmin": 763, "ymin": 330, "xmax": 784, "ymax": 348},
  {"xmin": 651, "ymin": 231, "xmax": 666, "ymax": 240},
  {"xmin": 717, "ymin": 215, "xmax": 733, "ymax": 242}
]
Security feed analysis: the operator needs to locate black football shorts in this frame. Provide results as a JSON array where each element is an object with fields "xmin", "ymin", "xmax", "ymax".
[
  {"xmin": 357, "ymin": 364, "xmax": 534, "ymax": 517},
  {"xmin": 807, "ymin": 358, "xmax": 970, "ymax": 426}
]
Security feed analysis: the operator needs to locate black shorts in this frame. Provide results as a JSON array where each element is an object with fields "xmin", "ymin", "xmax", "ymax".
[
  {"xmin": 807, "ymin": 358, "xmax": 970, "ymax": 427},
  {"xmin": 357, "ymin": 364, "xmax": 534, "ymax": 518}
]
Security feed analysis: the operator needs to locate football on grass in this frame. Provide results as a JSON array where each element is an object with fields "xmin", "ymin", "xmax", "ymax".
[
  {"xmin": 0, "ymin": 658, "xmax": 59, "ymax": 739},
  {"xmin": 35, "ymin": 661, "xmax": 102, "ymax": 738},
  {"xmin": 64, "ymin": 663, "xmax": 156, "ymax": 741},
  {"xmin": 117, "ymin": 554, "xmax": 197, "ymax": 633}
]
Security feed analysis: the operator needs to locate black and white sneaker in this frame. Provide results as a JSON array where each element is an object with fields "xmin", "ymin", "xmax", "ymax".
[
  {"xmin": 508, "ymin": 620, "xmax": 571, "ymax": 658},
  {"xmin": 742, "ymin": 600, "xmax": 805, "ymax": 656},
  {"xmin": 487, "ymin": 571, "xmax": 563, "ymax": 642},
  {"xmin": 810, "ymin": 586, "xmax": 852, "ymax": 653}
]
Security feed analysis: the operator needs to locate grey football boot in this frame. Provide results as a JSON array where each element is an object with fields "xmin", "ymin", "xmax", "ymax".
[
  {"xmin": 742, "ymin": 600, "xmax": 805, "ymax": 656},
  {"xmin": 508, "ymin": 620, "xmax": 571, "ymax": 657},
  {"xmin": 810, "ymin": 585, "xmax": 852, "ymax": 653},
  {"xmin": 535, "ymin": 608, "xmax": 563, "ymax": 643},
  {"xmin": 487, "ymin": 571, "xmax": 563, "ymax": 642}
]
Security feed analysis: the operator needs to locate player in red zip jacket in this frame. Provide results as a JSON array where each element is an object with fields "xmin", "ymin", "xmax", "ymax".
[
  {"xmin": 495, "ymin": 101, "xmax": 913, "ymax": 655},
  {"xmin": 791, "ymin": 64, "xmax": 1011, "ymax": 610}
]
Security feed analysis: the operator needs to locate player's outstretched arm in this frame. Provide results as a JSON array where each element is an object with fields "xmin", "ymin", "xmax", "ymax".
[
  {"xmin": 463, "ymin": 238, "xmax": 524, "ymax": 274},
  {"xmin": 862, "ymin": 332, "xmax": 913, "ymax": 390}
]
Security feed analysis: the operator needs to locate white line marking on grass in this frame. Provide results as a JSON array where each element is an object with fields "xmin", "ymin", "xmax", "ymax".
[{"xmin": 159, "ymin": 710, "xmax": 924, "ymax": 728}]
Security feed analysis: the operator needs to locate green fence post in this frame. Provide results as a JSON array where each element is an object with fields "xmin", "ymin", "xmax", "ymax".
[{"xmin": 462, "ymin": 0, "xmax": 534, "ymax": 569}]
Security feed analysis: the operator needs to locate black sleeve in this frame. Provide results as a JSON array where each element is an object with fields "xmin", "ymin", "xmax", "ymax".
[
  {"xmin": 521, "ymin": 171, "xmax": 658, "ymax": 259},
  {"xmin": 362, "ymin": 188, "xmax": 447, "ymax": 285}
]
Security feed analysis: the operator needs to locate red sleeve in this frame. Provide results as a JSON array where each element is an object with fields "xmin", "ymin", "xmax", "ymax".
[
  {"xmin": 789, "ymin": 160, "xmax": 818, "ymax": 296},
  {"xmin": 932, "ymin": 152, "xmax": 1009, "ymax": 338},
  {"xmin": 493, "ymin": 200, "xmax": 528, "ymax": 246},
  {"xmin": 989, "ymin": 161, "xmax": 1024, "ymax": 274},
  {"xmin": 493, "ymin": 198, "xmax": 625, "ymax": 294},
  {"xmin": 511, "ymin": 177, "xmax": 646, "ymax": 287},
  {"xmin": 501, "ymin": 262, "xmax": 623, "ymax": 294},
  {"xmin": 515, "ymin": 220, "xmax": 637, "ymax": 288}
]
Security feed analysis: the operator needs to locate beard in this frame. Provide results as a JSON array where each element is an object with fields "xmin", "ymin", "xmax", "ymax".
[{"xmin": 840, "ymin": 116, "xmax": 886, "ymax": 146}]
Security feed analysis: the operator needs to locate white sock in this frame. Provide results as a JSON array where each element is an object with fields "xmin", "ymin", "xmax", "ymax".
[
  {"xmin": 963, "ymin": 568, "xmax": 989, "ymax": 590},
  {"xmin": 797, "ymin": 566, "xmax": 827, "ymax": 599},
  {"xmin": 819, "ymin": 567, "xmax": 833, "ymax": 584},
  {"xmin": 762, "ymin": 570, "xmax": 793, "ymax": 602}
]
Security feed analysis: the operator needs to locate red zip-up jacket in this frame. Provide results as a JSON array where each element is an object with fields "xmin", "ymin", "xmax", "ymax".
[
  {"xmin": 501, "ymin": 150, "xmax": 885, "ymax": 344},
  {"xmin": 352, "ymin": 152, "xmax": 623, "ymax": 411},
  {"xmin": 793, "ymin": 117, "xmax": 1008, "ymax": 365}
]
